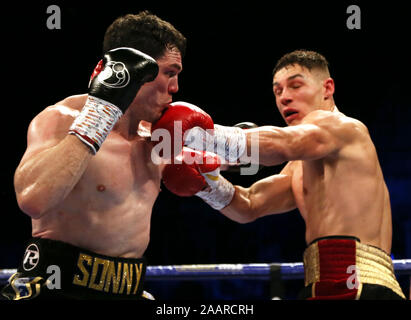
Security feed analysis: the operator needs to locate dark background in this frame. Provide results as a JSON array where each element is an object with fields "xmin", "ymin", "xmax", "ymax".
[{"xmin": 1, "ymin": 1, "xmax": 410, "ymax": 299}]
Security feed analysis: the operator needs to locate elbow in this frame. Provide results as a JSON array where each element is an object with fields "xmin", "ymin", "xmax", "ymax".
[
  {"xmin": 16, "ymin": 189, "xmax": 50, "ymax": 220},
  {"xmin": 15, "ymin": 171, "xmax": 51, "ymax": 219},
  {"xmin": 17, "ymin": 195, "xmax": 43, "ymax": 220}
]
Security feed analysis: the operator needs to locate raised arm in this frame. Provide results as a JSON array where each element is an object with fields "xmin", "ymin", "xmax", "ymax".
[
  {"xmin": 244, "ymin": 110, "xmax": 366, "ymax": 166},
  {"xmin": 14, "ymin": 101, "xmax": 92, "ymax": 219},
  {"xmin": 182, "ymin": 108, "xmax": 366, "ymax": 167},
  {"xmin": 15, "ymin": 48, "xmax": 159, "ymax": 219}
]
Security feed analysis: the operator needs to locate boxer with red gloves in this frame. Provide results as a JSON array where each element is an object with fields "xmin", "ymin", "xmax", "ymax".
[
  {"xmin": 162, "ymin": 147, "xmax": 235, "ymax": 210},
  {"xmin": 151, "ymin": 101, "xmax": 250, "ymax": 164},
  {"xmin": 158, "ymin": 49, "xmax": 406, "ymax": 300}
]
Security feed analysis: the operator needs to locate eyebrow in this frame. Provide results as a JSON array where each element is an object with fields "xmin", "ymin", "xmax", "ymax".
[
  {"xmin": 168, "ymin": 63, "xmax": 183, "ymax": 72},
  {"xmin": 273, "ymin": 73, "xmax": 304, "ymax": 86}
]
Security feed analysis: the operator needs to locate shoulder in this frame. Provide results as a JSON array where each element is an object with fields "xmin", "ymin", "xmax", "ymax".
[
  {"xmin": 303, "ymin": 109, "xmax": 369, "ymax": 142},
  {"xmin": 30, "ymin": 94, "xmax": 86, "ymax": 127},
  {"xmin": 27, "ymin": 94, "xmax": 87, "ymax": 144},
  {"xmin": 42, "ymin": 94, "xmax": 87, "ymax": 117}
]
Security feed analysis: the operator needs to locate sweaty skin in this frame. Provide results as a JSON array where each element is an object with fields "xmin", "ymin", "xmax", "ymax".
[
  {"xmin": 14, "ymin": 49, "xmax": 182, "ymax": 258},
  {"xmin": 223, "ymin": 64, "xmax": 392, "ymax": 254}
]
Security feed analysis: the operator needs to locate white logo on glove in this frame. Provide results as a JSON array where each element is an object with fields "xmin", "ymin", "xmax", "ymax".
[{"xmin": 97, "ymin": 61, "xmax": 130, "ymax": 88}]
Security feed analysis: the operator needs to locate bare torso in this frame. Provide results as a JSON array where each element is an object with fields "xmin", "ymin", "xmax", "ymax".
[
  {"xmin": 287, "ymin": 114, "xmax": 392, "ymax": 253},
  {"xmin": 29, "ymin": 95, "xmax": 163, "ymax": 258}
]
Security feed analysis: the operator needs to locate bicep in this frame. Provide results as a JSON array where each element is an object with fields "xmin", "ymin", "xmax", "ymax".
[
  {"xmin": 254, "ymin": 114, "xmax": 354, "ymax": 164},
  {"xmin": 281, "ymin": 123, "xmax": 339, "ymax": 161},
  {"xmin": 283, "ymin": 111, "xmax": 365, "ymax": 161},
  {"xmin": 248, "ymin": 174, "xmax": 296, "ymax": 217}
]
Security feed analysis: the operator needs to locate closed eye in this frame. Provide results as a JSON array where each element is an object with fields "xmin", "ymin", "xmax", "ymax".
[
  {"xmin": 165, "ymin": 71, "xmax": 177, "ymax": 77},
  {"xmin": 290, "ymin": 81, "xmax": 303, "ymax": 89},
  {"xmin": 273, "ymin": 87, "xmax": 282, "ymax": 96}
]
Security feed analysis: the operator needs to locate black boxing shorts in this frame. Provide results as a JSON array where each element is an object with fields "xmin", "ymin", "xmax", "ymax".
[
  {"xmin": 298, "ymin": 236, "xmax": 405, "ymax": 300},
  {"xmin": 1, "ymin": 237, "xmax": 148, "ymax": 300}
]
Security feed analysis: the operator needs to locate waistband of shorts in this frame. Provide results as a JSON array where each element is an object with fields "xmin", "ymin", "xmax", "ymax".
[
  {"xmin": 17, "ymin": 237, "xmax": 147, "ymax": 299},
  {"xmin": 307, "ymin": 235, "xmax": 361, "ymax": 247},
  {"xmin": 303, "ymin": 236, "xmax": 405, "ymax": 299}
]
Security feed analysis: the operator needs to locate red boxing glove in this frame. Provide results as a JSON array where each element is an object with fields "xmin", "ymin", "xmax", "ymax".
[
  {"xmin": 151, "ymin": 101, "xmax": 214, "ymax": 159},
  {"xmin": 162, "ymin": 147, "xmax": 220, "ymax": 197}
]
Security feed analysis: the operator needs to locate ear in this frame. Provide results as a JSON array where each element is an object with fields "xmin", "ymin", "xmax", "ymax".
[{"xmin": 323, "ymin": 78, "xmax": 335, "ymax": 100}]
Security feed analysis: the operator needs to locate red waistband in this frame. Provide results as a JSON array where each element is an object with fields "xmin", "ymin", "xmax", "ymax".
[
  {"xmin": 303, "ymin": 236, "xmax": 404, "ymax": 299},
  {"xmin": 314, "ymin": 237, "xmax": 356, "ymax": 282}
]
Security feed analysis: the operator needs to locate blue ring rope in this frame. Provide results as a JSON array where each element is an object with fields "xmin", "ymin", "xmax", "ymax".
[{"xmin": 1, "ymin": 259, "xmax": 410, "ymax": 284}]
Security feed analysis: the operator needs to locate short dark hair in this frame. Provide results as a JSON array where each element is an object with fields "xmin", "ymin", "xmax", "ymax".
[
  {"xmin": 273, "ymin": 49, "xmax": 330, "ymax": 77},
  {"xmin": 103, "ymin": 11, "xmax": 187, "ymax": 59}
]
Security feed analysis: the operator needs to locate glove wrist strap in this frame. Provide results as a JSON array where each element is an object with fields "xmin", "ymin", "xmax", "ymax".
[
  {"xmin": 196, "ymin": 174, "xmax": 235, "ymax": 210},
  {"xmin": 213, "ymin": 124, "xmax": 247, "ymax": 163},
  {"xmin": 68, "ymin": 95, "xmax": 123, "ymax": 154}
]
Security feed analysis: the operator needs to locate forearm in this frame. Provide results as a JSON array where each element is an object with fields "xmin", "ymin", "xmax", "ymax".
[
  {"xmin": 187, "ymin": 124, "xmax": 291, "ymax": 167},
  {"xmin": 243, "ymin": 126, "xmax": 290, "ymax": 166},
  {"xmin": 221, "ymin": 174, "xmax": 296, "ymax": 223},
  {"xmin": 220, "ymin": 185, "xmax": 259, "ymax": 224},
  {"xmin": 199, "ymin": 122, "xmax": 330, "ymax": 167},
  {"xmin": 15, "ymin": 135, "xmax": 93, "ymax": 218},
  {"xmin": 244, "ymin": 124, "xmax": 326, "ymax": 166}
]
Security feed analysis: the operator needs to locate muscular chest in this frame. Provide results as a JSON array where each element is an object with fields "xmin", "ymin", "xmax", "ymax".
[{"xmin": 75, "ymin": 136, "xmax": 161, "ymax": 201}]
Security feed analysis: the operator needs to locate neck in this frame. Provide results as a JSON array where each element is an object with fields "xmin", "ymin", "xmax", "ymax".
[{"xmin": 320, "ymin": 99, "xmax": 337, "ymax": 112}]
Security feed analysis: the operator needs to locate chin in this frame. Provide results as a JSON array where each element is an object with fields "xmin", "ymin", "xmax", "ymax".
[
  {"xmin": 150, "ymin": 114, "xmax": 162, "ymax": 124},
  {"xmin": 287, "ymin": 119, "xmax": 302, "ymax": 126}
]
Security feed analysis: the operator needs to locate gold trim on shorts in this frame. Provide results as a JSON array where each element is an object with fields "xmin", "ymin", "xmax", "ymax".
[{"xmin": 303, "ymin": 240, "xmax": 405, "ymax": 299}]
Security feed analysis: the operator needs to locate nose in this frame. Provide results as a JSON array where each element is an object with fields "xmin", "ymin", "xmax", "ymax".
[
  {"xmin": 168, "ymin": 76, "xmax": 179, "ymax": 94},
  {"xmin": 278, "ymin": 88, "xmax": 292, "ymax": 106}
]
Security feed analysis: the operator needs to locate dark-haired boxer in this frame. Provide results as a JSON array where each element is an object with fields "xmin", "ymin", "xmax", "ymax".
[
  {"xmin": 2, "ymin": 11, "xmax": 186, "ymax": 300},
  {"xmin": 158, "ymin": 50, "xmax": 405, "ymax": 299}
]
